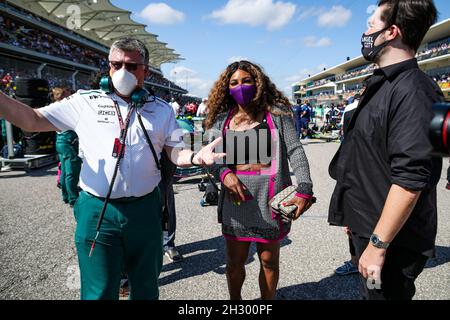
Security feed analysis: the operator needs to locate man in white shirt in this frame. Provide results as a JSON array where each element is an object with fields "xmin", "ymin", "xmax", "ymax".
[
  {"xmin": 323, "ymin": 105, "xmax": 331, "ymax": 124},
  {"xmin": 0, "ymin": 38, "xmax": 224, "ymax": 300},
  {"xmin": 196, "ymin": 98, "xmax": 208, "ymax": 117},
  {"xmin": 339, "ymin": 94, "xmax": 360, "ymax": 128},
  {"xmin": 170, "ymin": 97, "xmax": 181, "ymax": 116}
]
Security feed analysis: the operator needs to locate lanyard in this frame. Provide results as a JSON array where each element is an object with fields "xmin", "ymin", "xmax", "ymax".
[
  {"xmin": 91, "ymin": 100, "xmax": 135, "ymax": 257},
  {"xmin": 113, "ymin": 100, "xmax": 134, "ymax": 141}
]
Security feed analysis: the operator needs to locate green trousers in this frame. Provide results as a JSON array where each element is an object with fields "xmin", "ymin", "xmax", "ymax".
[
  {"xmin": 56, "ymin": 131, "xmax": 81, "ymax": 205},
  {"xmin": 74, "ymin": 189, "xmax": 163, "ymax": 300}
]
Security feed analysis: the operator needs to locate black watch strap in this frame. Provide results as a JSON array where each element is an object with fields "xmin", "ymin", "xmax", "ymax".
[{"xmin": 190, "ymin": 152, "xmax": 199, "ymax": 167}]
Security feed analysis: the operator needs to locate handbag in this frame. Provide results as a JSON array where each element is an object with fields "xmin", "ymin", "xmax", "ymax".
[{"xmin": 269, "ymin": 186, "xmax": 315, "ymax": 222}]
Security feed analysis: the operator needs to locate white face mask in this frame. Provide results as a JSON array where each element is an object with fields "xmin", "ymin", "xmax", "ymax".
[{"xmin": 111, "ymin": 68, "xmax": 138, "ymax": 97}]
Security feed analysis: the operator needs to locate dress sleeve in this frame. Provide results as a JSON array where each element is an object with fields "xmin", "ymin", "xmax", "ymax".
[{"xmin": 280, "ymin": 114, "xmax": 313, "ymax": 195}]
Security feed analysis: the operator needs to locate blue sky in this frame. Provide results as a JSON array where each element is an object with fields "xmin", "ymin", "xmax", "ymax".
[{"xmin": 111, "ymin": 0, "xmax": 450, "ymax": 98}]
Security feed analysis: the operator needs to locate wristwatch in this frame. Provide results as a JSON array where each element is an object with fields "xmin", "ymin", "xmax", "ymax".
[
  {"xmin": 190, "ymin": 152, "xmax": 199, "ymax": 167},
  {"xmin": 370, "ymin": 234, "xmax": 390, "ymax": 249}
]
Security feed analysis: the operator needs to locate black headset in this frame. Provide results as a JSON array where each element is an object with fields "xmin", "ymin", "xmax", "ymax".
[{"xmin": 99, "ymin": 75, "xmax": 154, "ymax": 109}]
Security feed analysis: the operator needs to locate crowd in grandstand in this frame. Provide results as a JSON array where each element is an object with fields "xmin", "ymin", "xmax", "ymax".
[
  {"xmin": 0, "ymin": 68, "xmax": 33, "ymax": 94},
  {"xmin": 0, "ymin": 67, "xmax": 97, "ymax": 94},
  {"xmin": 1, "ymin": 2, "xmax": 185, "ymax": 94},
  {"xmin": 0, "ymin": 16, "xmax": 109, "ymax": 69},
  {"xmin": 332, "ymin": 39, "xmax": 449, "ymax": 82},
  {"xmin": 336, "ymin": 64, "xmax": 377, "ymax": 82},
  {"xmin": 1, "ymin": 1, "xmax": 106, "ymax": 53},
  {"xmin": 305, "ymin": 39, "xmax": 449, "ymax": 86},
  {"xmin": 417, "ymin": 40, "xmax": 449, "ymax": 61},
  {"xmin": 432, "ymin": 72, "xmax": 450, "ymax": 88},
  {"xmin": 307, "ymin": 78, "xmax": 334, "ymax": 89},
  {"xmin": 147, "ymin": 73, "xmax": 185, "ymax": 92}
]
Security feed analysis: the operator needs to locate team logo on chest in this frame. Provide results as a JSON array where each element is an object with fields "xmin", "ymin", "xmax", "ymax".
[{"xmin": 97, "ymin": 104, "xmax": 116, "ymax": 124}]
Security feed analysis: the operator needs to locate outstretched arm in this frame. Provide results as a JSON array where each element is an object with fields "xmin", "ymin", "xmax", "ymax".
[
  {"xmin": 0, "ymin": 91, "xmax": 58, "ymax": 132},
  {"xmin": 165, "ymin": 137, "xmax": 225, "ymax": 168}
]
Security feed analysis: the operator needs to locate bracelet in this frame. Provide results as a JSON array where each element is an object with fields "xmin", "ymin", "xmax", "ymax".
[
  {"xmin": 190, "ymin": 152, "xmax": 199, "ymax": 167},
  {"xmin": 295, "ymin": 193, "xmax": 313, "ymax": 200},
  {"xmin": 220, "ymin": 168, "xmax": 233, "ymax": 183}
]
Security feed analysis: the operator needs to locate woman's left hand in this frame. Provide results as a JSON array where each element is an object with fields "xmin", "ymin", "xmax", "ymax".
[{"xmin": 283, "ymin": 197, "xmax": 314, "ymax": 220}]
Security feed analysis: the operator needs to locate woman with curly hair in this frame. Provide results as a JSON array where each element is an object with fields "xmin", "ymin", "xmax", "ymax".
[{"xmin": 205, "ymin": 60, "xmax": 314, "ymax": 300}]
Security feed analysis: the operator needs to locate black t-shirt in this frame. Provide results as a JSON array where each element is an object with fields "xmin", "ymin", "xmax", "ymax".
[
  {"xmin": 328, "ymin": 58, "xmax": 444, "ymax": 257},
  {"xmin": 224, "ymin": 121, "xmax": 272, "ymax": 165}
]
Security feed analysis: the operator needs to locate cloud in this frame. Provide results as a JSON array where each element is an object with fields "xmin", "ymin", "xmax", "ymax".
[
  {"xmin": 298, "ymin": 6, "xmax": 319, "ymax": 21},
  {"xmin": 169, "ymin": 66, "xmax": 213, "ymax": 98},
  {"xmin": 317, "ymin": 5, "xmax": 352, "ymax": 27},
  {"xmin": 228, "ymin": 56, "xmax": 250, "ymax": 63},
  {"xmin": 282, "ymin": 38, "xmax": 296, "ymax": 46},
  {"xmin": 138, "ymin": 3, "xmax": 185, "ymax": 25},
  {"xmin": 282, "ymin": 85, "xmax": 294, "ymax": 98},
  {"xmin": 256, "ymin": 37, "xmax": 271, "ymax": 45},
  {"xmin": 303, "ymin": 36, "xmax": 332, "ymax": 48},
  {"xmin": 209, "ymin": 0, "xmax": 296, "ymax": 31},
  {"xmin": 285, "ymin": 69, "xmax": 311, "ymax": 83},
  {"xmin": 170, "ymin": 66, "xmax": 196, "ymax": 78},
  {"xmin": 285, "ymin": 64, "xmax": 327, "ymax": 83}
]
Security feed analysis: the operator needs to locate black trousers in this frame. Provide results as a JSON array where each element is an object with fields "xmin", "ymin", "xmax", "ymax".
[
  {"xmin": 349, "ymin": 236, "xmax": 356, "ymax": 256},
  {"xmin": 351, "ymin": 234, "xmax": 429, "ymax": 300}
]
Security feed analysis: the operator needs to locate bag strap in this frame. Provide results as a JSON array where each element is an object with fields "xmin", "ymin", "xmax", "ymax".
[{"xmin": 137, "ymin": 112, "xmax": 161, "ymax": 171}]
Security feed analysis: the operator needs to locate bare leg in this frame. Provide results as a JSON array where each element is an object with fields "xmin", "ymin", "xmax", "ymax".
[
  {"xmin": 225, "ymin": 239, "xmax": 251, "ymax": 300},
  {"xmin": 256, "ymin": 242, "xmax": 280, "ymax": 300}
]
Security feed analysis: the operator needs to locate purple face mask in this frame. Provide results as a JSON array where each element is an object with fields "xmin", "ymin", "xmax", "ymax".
[{"xmin": 229, "ymin": 84, "xmax": 256, "ymax": 107}]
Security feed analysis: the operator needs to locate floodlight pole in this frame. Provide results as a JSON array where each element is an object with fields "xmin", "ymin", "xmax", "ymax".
[
  {"xmin": 37, "ymin": 63, "xmax": 47, "ymax": 78},
  {"xmin": 72, "ymin": 70, "xmax": 79, "ymax": 91}
]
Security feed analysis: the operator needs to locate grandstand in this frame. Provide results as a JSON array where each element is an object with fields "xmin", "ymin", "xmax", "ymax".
[
  {"xmin": 0, "ymin": 0, "xmax": 188, "ymax": 98},
  {"xmin": 292, "ymin": 18, "xmax": 450, "ymax": 105}
]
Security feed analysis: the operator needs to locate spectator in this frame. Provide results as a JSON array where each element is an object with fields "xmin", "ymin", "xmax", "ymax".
[
  {"xmin": 170, "ymin": 98, "xmax": 181, "ymax": 116},
  {"xmin": 196, "ymin": 98, "xmax": 208, "ymax": 117}
]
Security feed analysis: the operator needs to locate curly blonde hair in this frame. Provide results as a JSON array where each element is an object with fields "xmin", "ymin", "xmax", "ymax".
[{"xmin": 205, "ymin": 61, "xmax": 292, "ymax": 129}]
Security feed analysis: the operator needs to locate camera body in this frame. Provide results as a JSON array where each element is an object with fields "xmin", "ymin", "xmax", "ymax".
[{"xmin": 430, "ymin": 103, "xmax": 450, "ymax": 156}]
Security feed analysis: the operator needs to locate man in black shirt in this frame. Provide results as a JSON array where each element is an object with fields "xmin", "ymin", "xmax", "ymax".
[{"xmin": 328, "ymin": 0, "xmax": 443, "ymax": 300}]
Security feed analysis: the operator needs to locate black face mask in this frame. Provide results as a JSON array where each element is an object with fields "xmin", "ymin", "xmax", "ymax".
[{"xmin": 361, "ymin": 27, "xmax": 391, "ymax": 62}]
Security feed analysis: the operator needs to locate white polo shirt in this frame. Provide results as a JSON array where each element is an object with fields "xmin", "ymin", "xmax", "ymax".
[{"xmin": 39, "ymin": 90, "xmax": 184, "ymax": 198}]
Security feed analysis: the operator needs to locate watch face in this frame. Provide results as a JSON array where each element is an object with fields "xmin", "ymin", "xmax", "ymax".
[{"xmin": 370, "ymin": 234, "xmax": 378, "ymax": 244}]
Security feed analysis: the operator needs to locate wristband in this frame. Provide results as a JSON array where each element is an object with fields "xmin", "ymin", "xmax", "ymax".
[
  {"xmin": 295, "ymin": 193, "xmax": 313, "ymax": 200},
  {"xmin": 220, "ymin": 168, "xmax": 233, "ymax": 183}
]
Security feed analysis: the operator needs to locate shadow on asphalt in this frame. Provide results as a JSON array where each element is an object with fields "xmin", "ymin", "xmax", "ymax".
[
  {"xmin": 425, "ymin": 245, "xmax": 450, "ymax": 268},
  {"xmin": 0, "ymin": 165, "xmax": 57, "ymax": 179},
  {"xmin": 274, "ymin": 245, "xmax": 450, "ymax": 300},
  {"xmin": 276, "ymin": 274, "xmax": 361, "ymax": 300},
  {"xmin": 174, "ymin": 177, "xmax": 203, "ymax": 185},
  {"xmin": 158, "ymin": 236, "xmax": 293, "ymax": 287}
]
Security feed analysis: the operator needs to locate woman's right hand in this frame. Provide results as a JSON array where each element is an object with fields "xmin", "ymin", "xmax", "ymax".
[{"xmin": 223, "ymin": 173, "xmax": 247, "ymax": 203}]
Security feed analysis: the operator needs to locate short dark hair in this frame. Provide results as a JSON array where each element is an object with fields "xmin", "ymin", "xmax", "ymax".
[{"xmin": 377, "ymin": 0, "xmax": 438, "ymax": 52}]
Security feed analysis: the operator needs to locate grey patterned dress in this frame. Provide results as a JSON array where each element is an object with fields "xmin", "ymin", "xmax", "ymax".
[{"xmin": 208, "ymin": 107, "xmax": 313, "ymax": 243}]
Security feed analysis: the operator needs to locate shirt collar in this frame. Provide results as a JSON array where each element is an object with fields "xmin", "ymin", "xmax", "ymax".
[
  {"xmin": 110, "ymin": 92, "xmax": 131, "ymax": 107},
  {"xmin": 376, "ymin": 58, "xmax": 419, "ymax": 80}
]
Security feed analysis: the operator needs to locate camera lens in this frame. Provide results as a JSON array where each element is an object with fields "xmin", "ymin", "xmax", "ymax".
[{"xmin": 430, "ymin": 103, "xmax": 450, "ymax": 156}]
